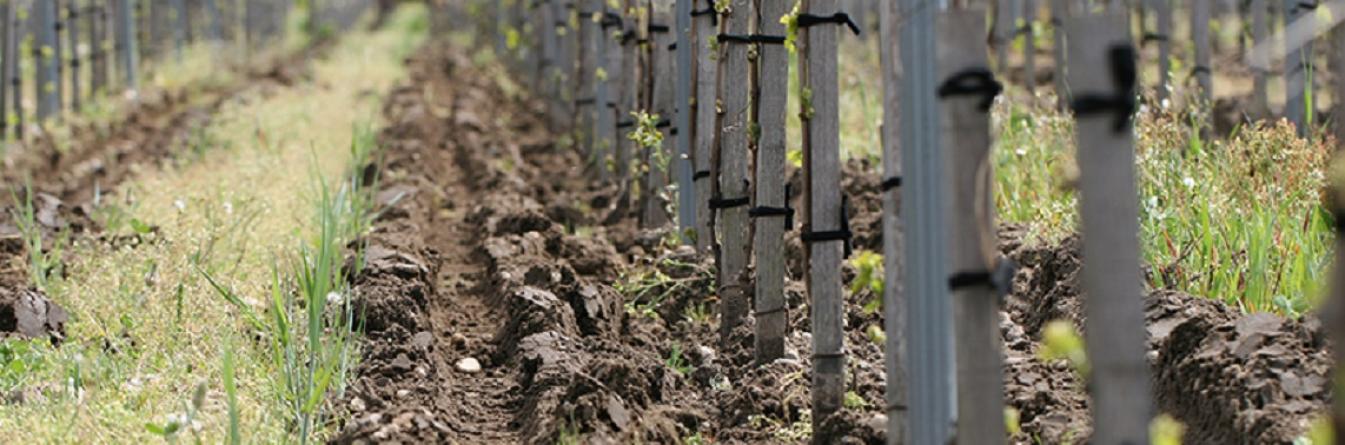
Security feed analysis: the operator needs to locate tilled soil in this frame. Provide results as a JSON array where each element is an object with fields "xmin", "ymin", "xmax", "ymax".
[{"xmin": 334, "ymin": 40, "xmax": 1333, "ymax": 444}]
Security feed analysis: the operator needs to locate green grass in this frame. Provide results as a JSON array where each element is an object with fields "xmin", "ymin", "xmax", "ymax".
[
  {"xmin": 995, "ymin": 95, "xmax": 1332, "ymax": 314},
  {"xmin": 0, "ymin": 5, "xmax": 426, "ymax": 443}
]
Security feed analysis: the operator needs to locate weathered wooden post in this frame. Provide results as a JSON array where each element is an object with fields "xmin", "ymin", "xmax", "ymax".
[
  {"xmin": 751, "ymin": 0, "xmax": 791, "ymax": 363},
  {"xmin": 7, "ymin": 2, "xmax": 22, "ymax": 139},
  {"xmin": 692, "ymin": 0, "xmax": 718, "ymax": 251},
  {"xmin": 0, "ymin": 0, "xmax": 9, "ymax": 139},
  {"xmin": 644, "ymin": 2, "xmax": 674, "ymax": 228},
  {"xmin": 673, "ymin": 0, "xmax": 696, "ymax": 239},
  {"xmin": 1067, "ymin": 12, "xmax": 1152, "ymax": 444},
  {"xmin": 940, "ymin": 9, "xmax": 1007, "ymax": 444},
  {"xmin": 36, "ymin": 0, "xmax": 60, "ymax": 120},
  {"xmin": 594, "ymin": 0, "xmax": 618, "ymax": 181},
  {"xmin": 796, "ymin": 0, "xmax": 855, "ymax": 431},
  {"xmin": 993, "ymin": 0, "xmax": 1017, "ymax": 73},
  {"xmin": 91, "ymin": 0, "xmax": 108, "ymax": 95},
  {"xmin": 55, "ymin": 0, "xmax": 67, "ymax": 111},
  {"xmin": 1191, "ymin": 0, "xmax": 1212, "ymax": 109},
  {"xmin": 68, "ymin": 0, "xmax": 82, "ymax": 111},
  {"xmin": 575, "ymin": 0, "xmax": 598, "ymax": 156},
  {"xmin": 1150, "ymin": 0, "xmax": 1171, "ymax": 101},
  {"xmin": 616, "ymin": 2, "xmax": 641, "ymax": 212},
  {"xmin": 713, "ymin": 0, "xmax": 751, "ymax": 344},
  {"xmin": 1051, "ymin": 0, "xmax": 1069, "ymax": 109},
  {"xmin": 1252, "ymin": 0, "xmax": 1269, "ymax": 117},
  {"xmin": 117, "ymin": 0, "xmax": 139, "ymax": 91},
  {"xmin": 1283, "ymin": 0, "xmax": 1312, "ymax": 136},
  {"xmin": 878, "ymin": 0, "xmax": 909, "ymax": 440},
  {"xmin": 173, "ymin": 0, "xmax": 186, "ymax": 61},
  {"xmin": 1023, "ymin": 0, "xmax": 1037, "ymax": 91}
]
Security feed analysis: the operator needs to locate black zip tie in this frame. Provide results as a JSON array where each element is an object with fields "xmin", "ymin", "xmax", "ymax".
[
  {"xmin": 1294, "ymin": 1, "xmax": 1318, "ymax": 13},
  {"xmin": 554, "ymin": 20, "xmax": 568, "ymax": 28},
  {"xmin": 812, "ymin": 352, "xmax": 845, "ymax": 359},
  {"xmin": 754, "ymin": 305, "xmax": 787, "ymax": 317},
  {"xmin": 886, "ymin": 403, "xmax": 909, "ymax": 412},
  {"xmin": 576, "ymin": 97, "xmax": 595, "ymax": 105},
  {"xmin": 938, "ymin": 68, "xmax": 1002, "ymax": 112},
  {"xmin": 668, "ymin": 42, "xmax": 677, "ymax": 51},
  {"xmin": 600, "ymin": 12, "xmax": 623, "ymax": 29},
  {"xmin": 948, "ymin": 258, "xmax": 1017, "ymax": 296},
  {"xmin": 1070, "ymin": 45, "xmax": 1137, "ymax": 134},
  {"xmin": 694, "ymin": 170, "xmax": 712, "ymax": 181},
  {"xmin": 881, "ymin": 176, "xmax": 902, "ymax": 191},
  {"xmin": 1141, "ymin": 32, "xmax": 1168, "ymax": 44},
  {"xmin": 709, "ymin": 195, "xmax": 750, "ymax": 209},
  {"xmin": 800, "ymin": 196, "xmax": 852, "ymax": 257},
  {"xmin": 690, "ymin": 8, "xmax": 718, "ymax": 26},
  {"xmin": 716, "ymin": 33, "xmax": 787, "ymax": 45},
  {"xmin": 796, "ymin": 12, "xmax": 861, "ymax": 36},
  {"xmin": 616, "ymin": 120, "xmax": 635, "ymax": 129},
  {"xmin": 655, "ymin": 119, "xmax": 671, "ymax": 128},
  {"xmin": 649, "ymin": 23, "xmax": 670, "ymax": 33},
  {"xmin": 1191, "ymin": 65, "xmax": 1211, "ymax": 76},
  {"xmin": 1014, "ymin": 24, "xmax": 1032, "ymax": 36},
  {"xmin": 670, "ymin": 127, "xmax": 679, "ymax": 136},
  {"xmin": 748, "ymin": 184, "xmax": 794, "ymax": 228}
]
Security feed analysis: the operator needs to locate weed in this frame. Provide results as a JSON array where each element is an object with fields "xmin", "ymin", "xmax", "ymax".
[
  {"xmin": 666, "ymin": 344, "xmax": 693, "ymax": 376},
  {"xmin": 849, "ymin": 250, "xmax": 883, "ymax": 314},
  {"xmin": 682, "ymin": 302, "xmax": 712, "ymax": 326},
  {"xmin": 843, "ymin": 391, "xmax": 867, "ymax": 409},
  {"xmin": 0, "ymin": 338, "xmax": 51, "ymax": 392},
  {"xmin": 1039, "ymin": 320, "xmax": 1089, "ymax": 377},
  {"xmin": 10, "ymin": 183, "xmax": 66, "ymax": 290}
]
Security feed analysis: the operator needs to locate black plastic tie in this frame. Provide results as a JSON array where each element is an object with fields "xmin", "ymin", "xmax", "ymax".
[
  {"xmin": 800, "ymin": 196, "xmax": 852, "ymax": 256},
  {"xmin": 616, "ymin": 120, "xmax": 635, "ymax": 129},
  {"xmin": 693, "ymin": 170, "xmax": 712, "ymax": 181},
  {"xmin": 655, "ymin": 119, "xmax": 671, "ymax": 128},
  {"xmin": 881, "ymin": 176, "xmax": 902, "ymax": 191},
  {"xmin": 649, "ymin": 23, "xmax": 670, "ymax": 33},
  {"xmin": 796, "ymin": 12, "xmax": 861, "ymax": 36},
  {"xmin": 749, "ymin": 184, "xmax": 794, "ymax": 227},
  {"xmin": 709, "ymin": 195, "xmax": 750, "ymax": 210},
  {"xmin": 1070, "ymin": 45, "xmax": 1137, "ymax": 134},
  {"xmin": 690, "ymin": 8, "xmax": 718, "ymax": 26},
  {"xmin": 948, "ymin": 258, "xmax": 1018, "ymax": 296},
  {"xmin": 599, "ymin": 12, "xmax": 623, "ymax": 29},
  {"xmin": 716, "ymin": 33, "xmax": 786, "ymax": 45},
  {"xmin": 575, "ymin": 97, "xmax": 596, "ymax": 106},
  {"xmin": 938, "ymin": 68, "xmax": 1002, "ymax": 112},
  {"xmin": 1141, "ymin": 32, "xmax": 1168, "ymax": 44}
]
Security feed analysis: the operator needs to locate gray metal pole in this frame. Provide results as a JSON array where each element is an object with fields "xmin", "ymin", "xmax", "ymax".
[
  {"xmin": 116, "ymin": 0, "xmax": 138, "ymax": 90},
  {"xmin": 673, "ymin": 0, "xmax": 695, "ymax": 238},
  {"xmin": 900, "ymin": 0, "xmax": 955, "ymax": 443}
]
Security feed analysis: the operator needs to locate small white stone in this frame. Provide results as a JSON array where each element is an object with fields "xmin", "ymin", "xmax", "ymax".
[
  {"xmin": 326, "ymin": 291, "xmax": 344, "ymax": 305},
  {"xmin": 396, "ymin": 389, "xmax": 410, "ymax": 398},
  {"xmin": 456, "ymin": 357, "xmax": 482, "ymax": 373},
  {"xmin": 350, "ymin": 397, "xmax": 366, "ymax": 412}
]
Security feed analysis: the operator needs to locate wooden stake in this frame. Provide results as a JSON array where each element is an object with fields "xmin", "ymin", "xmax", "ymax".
[
  {"xmin": 878, "ymin": 0, "xmax": 908, "ymax": 439},
  {"xmin": 752, "ymin": 0, "xmax": 790, "ymax": 363},
  {"xmin": 673, "ymin": 0, "xmax": 698, "ymax": 239},
  {"xmin": 692, "ymin": 0, "xmax": 719, "ymax": 252},
  {"xmin": 644, "ymin": 1, "xmax": 674, "ymax": 228},
  {"xmin": 1191, "ymin": 0, "xmax": 1212, "ymax": 110},
  {"xmin": 116, "ymin": 0, "xmax": 138, "ymax": 91},
  {"xmin": 617, "ymin": 2, "xmax": 640, "ymax": 209},
  {"xmin": 1153, "ymin": 0, "xmax": 1171, "ymax": 101},
  {"xmin": 594, "ymin": 0, "xmax": 617, "ymax": 182},
  {"xmin": 940, "ymin": 9, "xmax": 1007, "ymax": 444},
  {"xmin": 799, "ymin": 0, "xmax": 845, "ymax": 430},
  {"xmin": 36, "ymin": 0, "xmax": 59, "ymax": 120},
  {"xmin": 1024, "ymin": 0, "xmax": 1037, "ymax": 91},
  {"xmin": 7, "ymin": 3, "xmax": 22, "ymax": 140},
  {"xmin": 91, "ymin": 0, "xmax": 108, "ymax": 96},
  {"xmin": 69, "ymin": 0, "xmax": 82, "ymax": 111},
  {"xmin": 994, "ymin": 0, "xmax": 1016, "ymax": 72},
  {"xmin": 1067, "ymin": 12, "xmax": 1152, "ymax": 444},
  {"xmin": 1051, "ymin": 0, "xmax": 1069, "ymax": 109},
  {"xmin": 0, "ymin": 0, "xmax": 9, "ymax": 139},
  {"xmin": 1283, "ymin": 0, "xmax": 1311, "ymax": 136},
  {"xmin": 1251, "ymin": 0, "xmax": 1268, "ymax": 117},
  {"xmin": 715, "ymin": 0, "xmax": 751, "ymax": 345}
]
